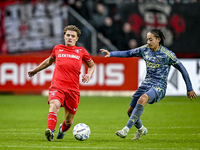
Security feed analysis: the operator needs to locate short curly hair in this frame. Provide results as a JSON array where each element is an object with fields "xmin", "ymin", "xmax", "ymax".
[{"xmin": 63, "ymin": 25, "xmax": 81, "ymax": 37}]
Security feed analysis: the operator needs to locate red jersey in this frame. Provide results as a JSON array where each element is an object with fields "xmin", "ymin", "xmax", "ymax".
[{"xmin": 50, "ymin": 44, "xmax": 92, "ymax": 92}]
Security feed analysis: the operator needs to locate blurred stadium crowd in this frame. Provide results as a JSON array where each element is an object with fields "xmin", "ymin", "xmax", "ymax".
[
  {"xmin": 65, "ymin": 0, "xmax": 199, "ymax": 51},
  {"xmin": 0, "ymin": 0, "xmax": 200, "ymax": 56}
]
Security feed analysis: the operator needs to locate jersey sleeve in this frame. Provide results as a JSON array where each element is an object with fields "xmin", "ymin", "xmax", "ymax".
[
  {"xmin": 82, "ymin": 48, "xmax": 92, "ymax": 62},
  {"xmin": 110, "ymin": 45, "xmax": 146, "ymax": 58},
  {"xmin": 169, "ymin": 52, "xmax": 193, "ymax": 92},
  {"xmin": 51, "ymin": 46, "xmax": 56, "ymax": 59}
]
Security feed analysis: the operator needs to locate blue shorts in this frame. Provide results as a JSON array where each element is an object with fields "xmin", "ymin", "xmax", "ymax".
[{"xmin": 130, "ymin": 86, "xmax": 166, "ymax": 108}]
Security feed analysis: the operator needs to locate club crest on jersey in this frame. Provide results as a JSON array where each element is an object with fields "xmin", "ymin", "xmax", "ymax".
[
  {"xmin": 75, "ymin": 49, "xmax": 81, "ymax": 53},
  {"xmin": 50, "ymin": 90, "xmax": 57, "ymax": 97}
]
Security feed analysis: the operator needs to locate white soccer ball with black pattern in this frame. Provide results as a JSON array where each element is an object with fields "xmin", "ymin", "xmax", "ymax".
[{"xmin": 73, "ymin": 123, "xmax": 91, "ymax": 141}]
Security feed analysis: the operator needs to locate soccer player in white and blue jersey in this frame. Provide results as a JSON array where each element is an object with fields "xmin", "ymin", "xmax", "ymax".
[{"xmin": 100, "ymin": 29, "xmax": 197, "ymax": 140}]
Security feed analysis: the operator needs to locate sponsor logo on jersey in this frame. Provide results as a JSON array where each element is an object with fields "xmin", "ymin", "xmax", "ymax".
[
  {"xmin": 146, "ymin": 60, "xmax": 160, "ymax": 68},
  {"xmin": 58, "ymin": 54, "xmax": 80, "ymax": 60}
]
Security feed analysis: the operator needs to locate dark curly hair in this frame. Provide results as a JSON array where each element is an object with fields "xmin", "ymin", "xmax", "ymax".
[{"xmin": 149, "ymin": 29, "xmax": 165, "ymax": 46}]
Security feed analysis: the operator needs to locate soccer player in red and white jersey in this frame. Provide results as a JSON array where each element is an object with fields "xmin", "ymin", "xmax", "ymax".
[{"xmin": 28, "ymin": 25, "xmax": 95, "ymax": 141}]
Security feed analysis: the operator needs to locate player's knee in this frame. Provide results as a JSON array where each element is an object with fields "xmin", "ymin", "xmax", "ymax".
[
  {"xmin": 49, "ymin": 100, "xmax": 60, "ymax": 113},
  {"xmin": 137, "ymin": 94, "xmax": 149, "ymax": 106}
]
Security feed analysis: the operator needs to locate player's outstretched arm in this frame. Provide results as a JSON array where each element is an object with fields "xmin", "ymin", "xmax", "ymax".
[
  {"xmin": 187, "ymin": 90, "xmax": 197, "ymax": 100},
  {"xmin": 100, "ymin": 49, "xmax": 110, "ymax": 57},
  {"xmin": 28, "ymin": 56, "xmax": 55, "ymax": 77}
]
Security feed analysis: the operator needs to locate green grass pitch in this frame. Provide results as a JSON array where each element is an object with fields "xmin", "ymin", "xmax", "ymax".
[{"xmin": 0, "ymin": 95, "xmax": 199, "ymax": 150}]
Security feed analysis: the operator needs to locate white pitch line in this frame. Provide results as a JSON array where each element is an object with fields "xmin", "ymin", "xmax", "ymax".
[
  {"xmin": 1, "ymin": 131, "xmax": 200, "ymax": 136},
  {"xmin": 148, "ymin": 126, "xmax": 200, "ymax": 129},
  {"xmin": 0, "ymin": 145, "xmax": 188, "ymax": 150},
  {"xmin": 1, "ymin": 132, "xmax": 199, "ymax": 136},
  {"xmin": 1, "ymin": 132, "xmax": 41, "ymax": 134}
]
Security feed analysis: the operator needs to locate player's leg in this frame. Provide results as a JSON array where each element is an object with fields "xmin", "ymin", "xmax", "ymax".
[
  {"xmin": 127, "ymin": 106, "xmax": 144, "ymax": 131},
  {"xmin": 45, "ymin": 99, "xmax": 61, "ymax": 141},
  {"xmin": 123, "ymin": 94, "xmax": 149, "ymax": 140},
  {"xmin": 57, "ymin": 90, "xmax": 79, "ymax": 139},
  {"xmin": 127, "ymin": 106, "xmax": 133, "ymax": 117},
  {"xmin": 57, "ymin": 109, "xmax": 75, "ymax": 139},
  {"xmin": 116, "ymin": 94, "xmax": 148, "ymax": 138},
  {"xmin": 132, "ymin": 87, "xmax": 162, "ymax": 140},
  {"xmin": 127, "ymin": 106, "xmax": 143, "ymax": 131},
  {"xmin": 116, "ymin": 87, "xmax": 147, "ymax": 138},
  {"xmin": 63, "ymin": 109, "xmax": 75, "ymax": 131},
  {"xmin": 125, "ymin": 107, "xmax": 147, "ymax": 140},
  {"xmin": 126, "ymin": 94, "xmax": 148, "ymax": 129},
  {"xmin": 48, "ymin": 99, "xmax": 61, "ymax": 130}
]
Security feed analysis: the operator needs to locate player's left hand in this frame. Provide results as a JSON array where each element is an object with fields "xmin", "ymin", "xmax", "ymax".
[
  {"xmin": 187, "ymin": 90, "xmax": 197, "ymax": 100},
  {"xmin": 82, "ymin": 74, "xmax": 91, "ymax": 83}
]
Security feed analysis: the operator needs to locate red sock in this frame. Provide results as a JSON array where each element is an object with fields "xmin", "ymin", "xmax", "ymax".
[
  {"xmin": 61, "ymin": 121, "xmax": 71, "ymax": 132},
  {"xmin": 47, "ymin": 112, "xmax": 57, "ymax": 132}
]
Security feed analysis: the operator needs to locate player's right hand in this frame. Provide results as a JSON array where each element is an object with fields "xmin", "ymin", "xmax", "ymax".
[
  {"xmin": 28, "ymin": 70, "xmax": 37, "ymax": 77},
  {"xmin": 100, "ymin": 49, "xmax": 110, "ymax": 58}
]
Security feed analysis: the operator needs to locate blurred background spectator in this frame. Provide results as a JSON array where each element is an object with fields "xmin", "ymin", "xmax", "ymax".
[
  {"xmin": 117, "ymin": 22, "xmax": 139, "ymax": 50},
  {"xmin": 91, "ymin": 3, "xmax": 109, "ymax": 32},
  {"xmin": 98, "ymin": 17, "xmax": 118, "ymax": 47},
  {"xmin": 0, "ymin": 0, "xmax": 200, "ymax": 57}
]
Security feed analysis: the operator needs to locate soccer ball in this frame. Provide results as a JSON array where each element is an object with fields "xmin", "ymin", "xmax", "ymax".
[{"xmin": 72, "ymin": 123, "xmax": 91, "ymax": 141}]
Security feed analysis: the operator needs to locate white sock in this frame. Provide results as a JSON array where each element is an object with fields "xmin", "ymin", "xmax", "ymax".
[
  {"xmin": 138, "ymin": 125, "xmax": 144, "ymax": 130},
  {"xmin": 124, "ymin": 126, "xmax": 130, "ymax": 133}
]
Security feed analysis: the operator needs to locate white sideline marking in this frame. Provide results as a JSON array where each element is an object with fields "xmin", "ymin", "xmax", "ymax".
[{"xmin": 1, "ymin": 133, "xmax": 199, "ymax": 136}]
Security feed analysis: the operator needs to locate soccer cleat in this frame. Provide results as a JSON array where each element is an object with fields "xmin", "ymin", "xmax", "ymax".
[
  {"xmin": 115, "ymin": 126, "xmax": 129, "ymax": 138},
  {"xmin": 132, "ymin": 126, "xmax": 148, "ymax": 140},
  {"xmin": 45, "ymin": 128, "xmax": 54, "ymax": 141},
  {"xmin": 57, "ymin": 124, "xmax": 65, "ymax": 139}
]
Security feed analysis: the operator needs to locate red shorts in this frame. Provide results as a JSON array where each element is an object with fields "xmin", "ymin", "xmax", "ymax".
[{"xmin": 48, "ymin": 87, "xmax": 80, "ymax": 114}]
